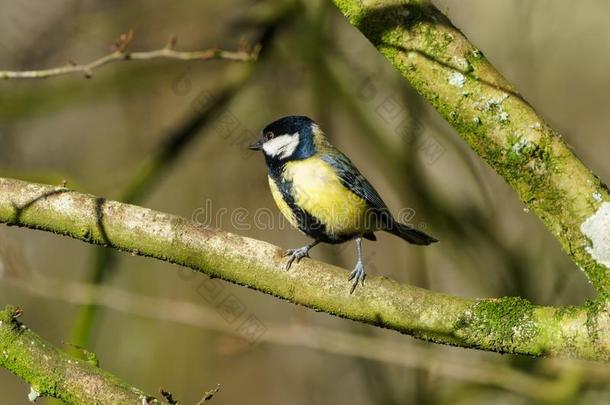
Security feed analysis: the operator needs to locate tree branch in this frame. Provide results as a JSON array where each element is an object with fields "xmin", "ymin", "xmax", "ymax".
[
  {"xmin": 1, "ymin": 177, "xmax": 609, "ymax": 361},
  {"xmin": 2, "ymin": 273, "xmax": 589, "ymax": 401},
  {"xmin": 0, "ymin": 31, "xmax": 258, "ymax": 80},
  {"xmin": 331, "ymin": 0, "xmax": 610, "ymax": 295},
  {"xmin": 0, "ymin": 305, "xmax": 166, "ymax": 404}
]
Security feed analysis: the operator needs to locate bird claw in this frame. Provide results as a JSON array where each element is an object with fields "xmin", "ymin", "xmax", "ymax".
[
  {"xmin": 348, "ymin": 261, "xmax": 365, "ymax": 294},
  {"xmin": 284, "ymin": 246, "xmax": 310, "ymax": 270}
]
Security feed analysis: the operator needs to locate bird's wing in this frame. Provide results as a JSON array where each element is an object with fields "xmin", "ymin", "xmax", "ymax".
[{"xmin": 320, "ymin": 152, "xmax": 388, "ymax": 211}]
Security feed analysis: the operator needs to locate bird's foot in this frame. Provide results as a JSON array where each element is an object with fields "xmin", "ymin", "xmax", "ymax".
[
  {"xmin": 284, "ymin": 246, "xmax": 311, "ymax": 270},
  {"xmin": 348, "ymin": 260, "xmax": 365, "ymax": 294}
]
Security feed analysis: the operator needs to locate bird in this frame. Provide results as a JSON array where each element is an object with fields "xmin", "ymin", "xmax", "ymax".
[{"xmin": 249, "ymin": 115, "xmax": 438, "ymax": 293}]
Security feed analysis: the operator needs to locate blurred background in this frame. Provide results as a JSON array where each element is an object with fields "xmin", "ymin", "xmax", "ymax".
[{"xmin": 1, "ymin": 0, "xmax": 610, "ymax": 403}]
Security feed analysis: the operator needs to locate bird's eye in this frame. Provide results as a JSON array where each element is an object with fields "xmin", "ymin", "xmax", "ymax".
[{"xmin": 265, "ymin": 132, "xmax": 275, "ymax": 140}]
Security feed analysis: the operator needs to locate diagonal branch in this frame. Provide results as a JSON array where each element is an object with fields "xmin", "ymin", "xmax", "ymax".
[
  {"xmin": 331, "ymin": 0, "xmax": 610, "ymax": 295},
  {"xmin": 1, "ymin": 177, "xmax": 609, "ymax": 361},
  {"xmin": 0, "ymin": 31, "xmax": 258, "ymax": 80},
  {"xmin": 0, "ymin": 305, "xmax": 168, "ymax": 404}
]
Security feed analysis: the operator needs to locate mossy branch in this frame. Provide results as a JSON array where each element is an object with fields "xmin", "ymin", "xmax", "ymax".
[
  {"xmin": 331, "ymin": 0, "xmax": 610, "ymax": 295},
  {"xmin": 0, "ymin": 305, "xmax": 167, "ymax": 404},
  {"xmin": 2, "ymin": 274, "xmax": 590, "ymax": 401},
  {"xmin": 1, "ymin": 177, "xmax": 610, "ymax": 361}
]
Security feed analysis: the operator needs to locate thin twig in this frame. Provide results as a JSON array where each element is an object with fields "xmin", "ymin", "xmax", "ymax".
[
  {"xmin": 159, "ymin": 388, "xmax": 178, "ymax": 405},
  {"xmin": 0, "ymin": 31, "xmax": 259, "ymax": 80},
  {"xmin": 195, "ymin": 385, "xmax": 220, "ymax": 404}
]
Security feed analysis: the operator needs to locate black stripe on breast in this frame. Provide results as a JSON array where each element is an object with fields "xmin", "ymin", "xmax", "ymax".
[{"xmin": 270, "ymin": 170, "xmax": 351, "ymax": 244}]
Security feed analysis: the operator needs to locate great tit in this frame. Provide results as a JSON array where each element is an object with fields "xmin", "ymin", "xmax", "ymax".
[{"xmin": 249, "ymin": 115, "xmax": 438, "ymax": 293}]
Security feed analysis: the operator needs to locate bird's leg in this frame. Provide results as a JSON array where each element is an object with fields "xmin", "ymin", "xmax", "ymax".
[
  {"xmin": 348, "ymin": 237, "xmax": 365, "ymax": 294},
  {"xmin": 284, "ymin": 240, "xmax": 320, "ymax": 270}
]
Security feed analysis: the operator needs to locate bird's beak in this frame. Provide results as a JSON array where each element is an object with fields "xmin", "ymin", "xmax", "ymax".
[{"xmin": 248, "ymin": 139, "xmax": 263, "ymax": 151}]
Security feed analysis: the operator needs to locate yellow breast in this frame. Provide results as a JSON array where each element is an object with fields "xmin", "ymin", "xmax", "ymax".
[{"xmin": 269, "ymin": 157, "xmax": 369, "ymax": 237}]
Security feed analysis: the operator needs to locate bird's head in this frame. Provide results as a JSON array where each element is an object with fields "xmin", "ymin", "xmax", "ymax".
[{"xmin": 249, "ymin": 115, "xmax": 319, "ymax": 162}]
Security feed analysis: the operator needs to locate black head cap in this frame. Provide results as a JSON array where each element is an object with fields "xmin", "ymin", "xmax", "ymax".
[
  {"xmin": 250, "ymin": 115, "xmax": 317, "ymax": 161},
  {"xmin": 262, "ymin": 115, "xmax": 315, "ymax": 138}
]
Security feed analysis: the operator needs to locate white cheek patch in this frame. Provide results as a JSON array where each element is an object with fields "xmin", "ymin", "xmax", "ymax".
[{"xmin": 263, "ymin": 132, "xmax": 300, "ymax": 159}]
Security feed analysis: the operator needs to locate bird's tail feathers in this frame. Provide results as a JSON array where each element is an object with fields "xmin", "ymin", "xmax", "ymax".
[{"xmin": 386, "ymin": 221, "xmax": 438, "ymax": 246}]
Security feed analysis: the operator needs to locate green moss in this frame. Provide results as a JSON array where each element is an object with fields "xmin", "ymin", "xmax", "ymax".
[
  {"xmin": 332, "ymin": 0, "xmax": 364, "ymax": 25},
  {"xmin": 464, "ymin": 48, "xmax": 487, "ymax": 72},
  {"xmin": 333, "ymin": 0, "xmax": 434, "ymax": 48},
  {"xmin": 419, "ymin": 24, "xmax": 453, "ymax": 57},
  {"xmin": 486, "ymin": 135, "xmax": 565, "ymax": 221},
  {"xmin": 455, "ymin": 297, "xmax": 539, "ymax": 354},
  {"xmin": 553, "ymin": 305, "xmax": 581, "ymax": 321},
  {"xmin": 0, "ymin": 305, "xmax": 19, "ymax": 323},
  {"xmin": 583, "ymin": 294, "xmax": 610, "ymax": 343}
]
